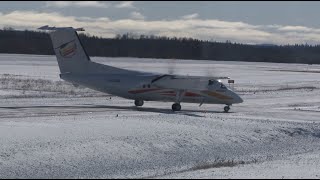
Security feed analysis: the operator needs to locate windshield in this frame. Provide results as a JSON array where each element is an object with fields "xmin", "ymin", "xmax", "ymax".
[
  {"xmin": 208, "ymin": 80, "xmax": 215, "ymax": 86},
  {"xmin": 220, "ymin": 83, "xmax": 227, "ymax": 89},
  {"xmin": 208, "ymin": 80, "xmax": 227, "ymax": 89}
]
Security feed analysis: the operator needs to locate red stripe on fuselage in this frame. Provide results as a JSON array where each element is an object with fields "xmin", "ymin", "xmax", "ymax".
[
  {"xmin": 160, "ymin": 93, "xmax": 176, "ymax": 96},
  {"xmin": 159, "ymin": 91, "xmax": 201, "ymax": 97},
  {"xmin": 128, "ymin": 88, "xmax": 162, "ymax": 94},
  {"xmin": 185, "ymin": 92, "xmax": 201, "ymax": 97}
]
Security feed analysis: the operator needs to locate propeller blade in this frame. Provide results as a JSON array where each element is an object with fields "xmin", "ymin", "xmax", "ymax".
[{"xmin": 168, "ymin": 59, "xmax": 177, "ymax": 75}]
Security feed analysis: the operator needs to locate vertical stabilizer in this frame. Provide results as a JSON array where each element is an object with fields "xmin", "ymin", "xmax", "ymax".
[
  {"xmin": 49, "ymin": 28, "xmax": 90, "ymax": 73},
  {"xmin": 40, "ymin": 26, "xmax": 143, "ymax": 75}
]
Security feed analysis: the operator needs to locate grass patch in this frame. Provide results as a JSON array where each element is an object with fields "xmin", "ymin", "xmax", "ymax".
[
  {"xmin": 0, "ymin": 74, "xmax": 105, "ymax": 97},
  {"xmin": 143, "ymin": 158, "xmax": 258, "ymax": 179},
  {"xmin": 190, "ymin": 159, "xmax": 246, "ymax": 171}
]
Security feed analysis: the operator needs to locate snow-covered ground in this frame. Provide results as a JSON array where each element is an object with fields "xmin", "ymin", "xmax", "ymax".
[{"xmin": 0, "ymin": 53, "xmax": 320, "ymax": 178}]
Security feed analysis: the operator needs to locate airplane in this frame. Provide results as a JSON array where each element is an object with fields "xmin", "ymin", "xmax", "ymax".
[{"xmin": 39, "ymin": 26, "xmax": 243, "ymax": 112}]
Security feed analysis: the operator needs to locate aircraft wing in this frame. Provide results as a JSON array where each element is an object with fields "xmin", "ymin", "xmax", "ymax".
[{"xmin": 38, "ymin": 25, "xmax": 85, "ymax": 31}]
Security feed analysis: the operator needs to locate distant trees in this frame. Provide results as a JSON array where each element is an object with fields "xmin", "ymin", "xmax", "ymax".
[
  {"xmin": 1, "ymin": 28, "xmax": 320, "ymax": 64},
  {"xmin": 0, "ymin": 29, "xmax": 52, "ymax": 55}
]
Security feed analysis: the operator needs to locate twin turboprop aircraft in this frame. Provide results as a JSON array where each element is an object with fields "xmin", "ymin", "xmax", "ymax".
[{"xmin": 39, "ymin": 26, "xmax": 243, "ymax": 112}]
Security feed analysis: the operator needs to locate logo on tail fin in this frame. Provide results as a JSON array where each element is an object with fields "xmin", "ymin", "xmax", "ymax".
[{"xmin": 59, "ymin": 40, "xmax": 77, "ymax": 58}]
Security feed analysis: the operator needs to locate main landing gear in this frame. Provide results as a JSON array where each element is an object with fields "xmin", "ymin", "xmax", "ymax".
[
  {"xmin": 134, "ymin": 100, "xmax": 231, "ymax": 113},
  {"xmin": 172, "ymin": 103, "xmax": 181, "ymax": 111},
  {"xmin": 171, "ymin": 90, "xmax": 185, "ymax": 112},
  {"xmin": 134, "ymin": 100, "xmax": 144, "ymax": 107},
  {"xmin": 224, "ymin": 105, "xmax": 231, "ymax": 113}
]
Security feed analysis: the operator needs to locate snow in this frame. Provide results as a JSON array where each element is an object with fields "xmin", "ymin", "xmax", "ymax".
[
  {"xmin": 0, "ymin": 53, "xmax": 320, "ymax": 178},
  {"xmin": 159, "ymin": 150, "xmax": 320, "ymax": 179}
]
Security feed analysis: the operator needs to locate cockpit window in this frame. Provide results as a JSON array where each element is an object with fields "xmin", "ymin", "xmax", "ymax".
[
  {"xmin": 220, "ymin": 83, "xmax": 227, "ymax": 89},
  {"xmin": 208, "ymin": 80, "xmax": 214, "ymax": 85},
  {"xmin": 208, "ymin": 80, "xmax": 227, "ymax": 89}
]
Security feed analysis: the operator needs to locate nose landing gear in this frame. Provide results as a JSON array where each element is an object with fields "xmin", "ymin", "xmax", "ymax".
[
  {"xmin": 134, "ymin": 100, "xmax": 144, "ymax": 107},
  {"xmin": 171, "ymin": 90, "xmax": 185, "ymax": 111},
  {"xmin": 224, "ymin": 105, "xmax": 230, "ymax": 113}
]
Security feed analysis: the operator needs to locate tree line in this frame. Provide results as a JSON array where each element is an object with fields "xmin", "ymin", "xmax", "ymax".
[{"xmin": 1, "ymin": 28, "xmax": 320, "ymax": 64}]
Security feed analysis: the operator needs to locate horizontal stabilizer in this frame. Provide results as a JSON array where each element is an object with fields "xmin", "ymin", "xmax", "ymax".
[{"xmin": 38, "ymin": 25, "xmax": 85, "ymax": 31}]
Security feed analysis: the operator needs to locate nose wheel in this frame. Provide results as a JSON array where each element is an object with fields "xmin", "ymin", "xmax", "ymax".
[
  {"xmin": 172, "ymin": 103, "xmax": 181, "ymax": 111},
  {"xmin": 224, "ymin": 105, "xmax": 230, "ymax": 113},
  {"xmin": 134, "ymin": 100, "xmax": 144, "ymax": 107}
]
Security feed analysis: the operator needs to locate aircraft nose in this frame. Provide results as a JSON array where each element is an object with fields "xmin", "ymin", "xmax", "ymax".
[
  {"xmin": 234, "ymin": 94, "xmax": 243, "ymax": 104},
  {"xmin": 237, "ymin": 96, "xmax": 243, "ymax": 103},
  {"xmin": 229, "ymin": 90, "xmax": 243, "ymax": 104}
]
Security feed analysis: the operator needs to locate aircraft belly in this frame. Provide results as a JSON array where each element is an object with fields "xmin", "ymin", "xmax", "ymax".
[
  {"xmin": 134, "ymin": 91, "xmax": 203, "ymax": 103},
  {"xmin": 139, "ymin": 93, "xmax": 231, "ymax": 104}
]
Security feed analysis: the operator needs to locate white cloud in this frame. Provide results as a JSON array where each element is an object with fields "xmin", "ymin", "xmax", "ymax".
[
  {"xmin": 2, "ymin": 10, "xmax": 320, "ymax": 45},
  {"xmin": 46, "ymin": 1, "xmax": 70, "ymax": 8},
  {"xmin": 278, "ymin": 25, "xmax": 314, "ymax": 32},
  {"xmin": 181, "ymin": 13, "xmax": 199, "ymax": 20},
  {"xmin": 46, "ymin": 1, "xmax": 109, "ymax": 8},
  {"xmin": 130, "ymin": 12, "xmax": 145, "ymax": 20},
  {"xmin": 115, "ymin": 1, "xmax": 135, "ymax": 8}
]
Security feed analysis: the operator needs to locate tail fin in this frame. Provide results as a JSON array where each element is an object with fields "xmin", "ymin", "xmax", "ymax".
[
  {"xmin": 41, "ymin": 26, "xmax": 140, "ymax": 76},
  {"xmin": 49, "ymin": 28, "xmax": 91, "ymax": 73}
]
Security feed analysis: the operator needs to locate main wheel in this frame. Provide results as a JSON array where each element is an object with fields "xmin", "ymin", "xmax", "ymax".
[
  {"xmin": 224, "ymin": 106, "xmax": 230, "ymax": 113},
  {"xmin": 134, "ymin": 100, "xmax": 144, "ymax": 107},
  {"xmin": 172, "ymin": 103, "xmax": 181, "ymax": 111}
]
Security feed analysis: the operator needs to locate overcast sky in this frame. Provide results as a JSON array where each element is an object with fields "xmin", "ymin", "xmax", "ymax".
[{"xmin": 1, "ymin": 1, "xmax": 320, "ymax": 45}]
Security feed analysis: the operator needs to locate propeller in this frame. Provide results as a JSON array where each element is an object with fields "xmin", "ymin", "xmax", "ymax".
[
  {"xmin": 205, "ymin": 63, "xmax": 217, "ymax": 78},
  {"xmin": 166, "ymin": 58, "xmax": 218, "ymax": 78},
  {"xmin": 167, "ymin": 58, "xmax": 177, "ymax": 75}
]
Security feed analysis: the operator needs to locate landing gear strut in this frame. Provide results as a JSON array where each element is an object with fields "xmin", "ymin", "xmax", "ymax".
[
  {"xmin": 134, "ymin": 100, "xmax": 144, "ymax": 107},
  {"xmin": 172, "ymin": 90, "xmax": 185, "ymax": 111},
  {"xmin": 224, "ymin": 105, "xmax": 230, "ymax": 113},
  {"xmin": 172, "ymin": 103, "xmax": 181, "ymax": 111}
]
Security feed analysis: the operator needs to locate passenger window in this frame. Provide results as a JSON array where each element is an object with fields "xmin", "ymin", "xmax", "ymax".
[{"xmin": 143, "ymin": 85, "xmax": 146, "ymax": 88}]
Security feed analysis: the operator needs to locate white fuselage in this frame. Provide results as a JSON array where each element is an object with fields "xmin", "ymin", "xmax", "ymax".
[{"xmin": 60, "ymin": 72, "xmax": 243, "ymax": 105}]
